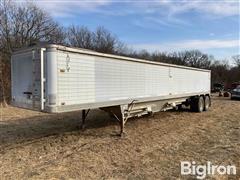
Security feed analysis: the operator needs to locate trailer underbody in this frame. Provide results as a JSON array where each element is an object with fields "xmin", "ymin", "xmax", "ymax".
[{"xmin": 80, "ymin": 94, "xmax": 211, "ymax": 136}]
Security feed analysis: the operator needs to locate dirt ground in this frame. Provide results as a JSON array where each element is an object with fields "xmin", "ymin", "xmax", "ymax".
[{"xmin": 0, "ymin": 94, "xmax": 239, "ymax": 179}]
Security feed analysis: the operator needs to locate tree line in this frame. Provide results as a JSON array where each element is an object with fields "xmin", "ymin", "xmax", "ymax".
[{"xmin": 0, "ymin": 0, "xmax": 239, "ymax": 104}]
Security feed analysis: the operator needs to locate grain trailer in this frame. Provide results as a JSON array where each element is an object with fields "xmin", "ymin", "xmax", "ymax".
[{"xmin": 11, "ymin": 44, "xmax": 211, "ymax": 135}]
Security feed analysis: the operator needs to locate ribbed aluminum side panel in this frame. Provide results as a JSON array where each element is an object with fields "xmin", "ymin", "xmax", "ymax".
[
  {"xmin": 57, "ymin": 51, "xmax": 96, "ymax": 105},
  {"xmin": 56, "ymin": 50, "xmax": 210, "ymax": 106}
]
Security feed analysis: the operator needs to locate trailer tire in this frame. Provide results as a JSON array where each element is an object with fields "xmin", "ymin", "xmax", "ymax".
[
  {"xmin": 190, "ymin": 97, "xmax": 197, "ymax": 112},
  {"xmin": 197, "ymin": 96, "xmax": 204, "ymax": 112},
  {"xmin": 204, "ymin": 95, "xmax": 210, "ymax": 111},
  {"xmin": 190, "ymin": 96, "xmax": 204, "ymax": 112}
]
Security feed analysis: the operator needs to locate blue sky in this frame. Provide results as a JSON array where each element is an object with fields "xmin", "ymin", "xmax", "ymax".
[{"xmin": 32, "ymin": 0, "xmax": 239, "ymax": 61}]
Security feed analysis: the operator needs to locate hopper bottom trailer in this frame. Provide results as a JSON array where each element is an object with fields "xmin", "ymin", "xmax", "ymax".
[{"xmin": 11, "ymin": 44, "xmax": 211, "ymax": 136}]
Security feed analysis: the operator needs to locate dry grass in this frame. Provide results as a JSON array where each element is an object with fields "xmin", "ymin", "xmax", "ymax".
[{"xmin": 0, "ymin": 95, "xmax": 239, "ymax": 179}]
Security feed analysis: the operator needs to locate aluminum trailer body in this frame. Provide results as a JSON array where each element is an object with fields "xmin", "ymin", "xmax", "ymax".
[{"xmin": 11, "ymin": 44, "xmax": 211, "ymax": 135}]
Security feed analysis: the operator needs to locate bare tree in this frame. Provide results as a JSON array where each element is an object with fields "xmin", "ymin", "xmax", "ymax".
[
  {"xmin": 210, "ymin": 60, "xmax": 230, "ymax": 84},
  {"xmin": 46, "ymin": 26, "xmax": 66, "ymax": 44},
  {"xmin": 0, "ymin": 0, "xmax": 64, "ymax": 53},
  {"xmin": 92, "ymin": 26, "xmax": 119, "ymax": 53},
  {"xmin": 67, "ymin": 25, "xmax": 126, "ymax": 54},
  {"xmin": 232, "ymin": 55, "xmax": 240, "ymax": 67},
  {"xmin": 67, "ymin": 25, "xmax": 93, "ymax": 49},
  {"xmin": 177, "ymin": 50, "xmax": 211, "ymax": 69},
  {"xmin": 0, "ymin": 0, "xmax": 65, "ymax": 103}
]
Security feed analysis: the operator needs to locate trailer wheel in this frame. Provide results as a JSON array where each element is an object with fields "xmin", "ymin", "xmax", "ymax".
[
  {"xmin": 190, "ymin": 96, "xmax": 204, "ymax": 112},
  {"xmin": 190, "ymin": 98, "xmax": 197, "ymax": 112},
  {"xmin": 204, "ymin": 95, "xmax": 210, "ymax": 111},
  {"xmin": 197, "ymin": 96, "xmax": 204, "ymax": 112}
]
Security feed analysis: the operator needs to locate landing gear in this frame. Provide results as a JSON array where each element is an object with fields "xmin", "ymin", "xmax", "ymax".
[
  {"xmin": 120, "ymin": 117, "xmax": 127, "ymax": 137},
  {"xmin": 102, "ymin": 102, "xmax": 147, "ymax": 137},
  {"xmin": 101, "ymin": 105, "xmax": 127, "ymax": 137},
  {"xmin": 81, "ymin": 109, "xmax": 90, "ymax": 129}
]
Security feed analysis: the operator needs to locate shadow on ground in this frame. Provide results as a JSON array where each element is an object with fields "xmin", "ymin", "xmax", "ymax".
[
  {"xmin": 0, "ymin": 105, "xmax": 199, "ymax": 152},
  {"xmin": 0, "ymin": 109, "xmax": 119, "ymax": 150}
]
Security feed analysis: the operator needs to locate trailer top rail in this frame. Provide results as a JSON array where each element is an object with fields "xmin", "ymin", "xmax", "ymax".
[{"xmin": 12, "ymin": 44, "xmax": 211, "ymax": 73}]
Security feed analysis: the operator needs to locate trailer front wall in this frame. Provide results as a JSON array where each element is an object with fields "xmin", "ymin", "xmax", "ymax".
[{"xmin": 56, "ymin": 50, "xmax": 210, "ymax": 106}]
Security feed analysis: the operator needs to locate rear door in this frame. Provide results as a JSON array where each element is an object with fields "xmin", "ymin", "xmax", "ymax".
[{"xmin": 11, "ymin": 48, "xmax": 45, "ymax": 111}]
